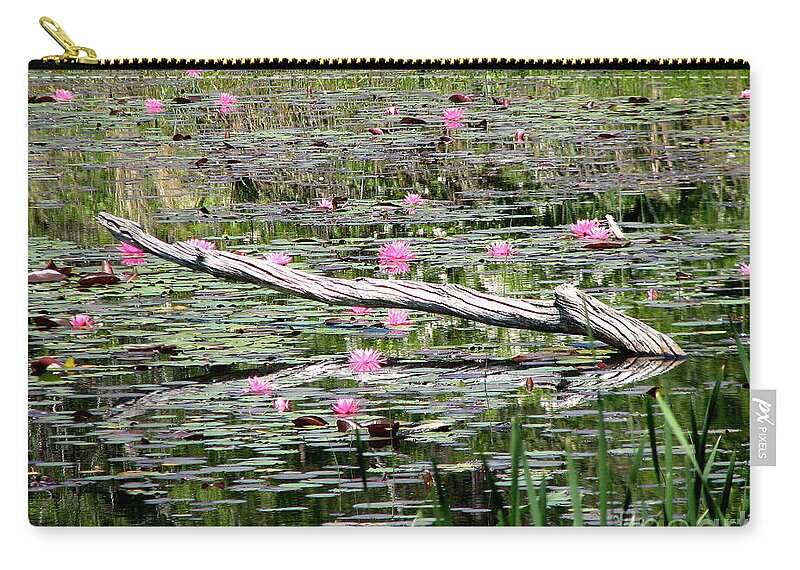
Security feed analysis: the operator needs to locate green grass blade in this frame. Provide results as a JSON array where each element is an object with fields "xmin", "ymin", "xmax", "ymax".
[
  {"xmin": 663, "ymin": 401, "xmax": 674, "ymax": 524},
  {"xmin": 738, "ymin": 468, "xmax": 750, "ymax": 525},
  {"xmin": 482, "ymin": 457, "xmax": 507, "ymax": 526},
  {"xmin": 658, "ymin": 394, "xmax": 702, "ymax": 480},
  {"xmin": 721, "ymin": 449, "xmax": 737, "ymax": 517},
  {"xmin": 431, "ymin": 460, "xmax": 452, "ymax": 526},
  {"xmin": 656, "ymin": 392, "xmax": 723, "ymax": 525},
  {"xmin": 538, "ymin": 476, "xmax": 548, "ymax": 525},
  {"xmin": 522, "ymin": 451, "xmax": 544, "ymax": 526},
  {"xmin": 597, "ymin": 397, "xmax": 609, "ymax": 526},
  {"xmin": 728, "ymin": 313, "xmax": 750, "ymax": 382},
  {"xmin": 622, "ymin": 435, "xmax": 647, "ymax": 520},
  {"xmin": 698, "ymin": 378, "xmax": 722, "ymax": 471},
  {"xmin": 509, "ymin": 418, "xmax": 523, "ymax": 526},
  {"xmin": 354, "ymin": 430, "xmax": 369, "ymax": 492},
  {"xmin": 645, "ymin": 398, "xmax": 662, "ymax": 483},
  {"xmin": 698, "ymin": 379, "xmax": 722, "ymax": 521},
  {"xmin": 702, "ymin": 435, "xmax": 722, "ymax": 480},
  {"xmin": 686, "ymin": 459, "xmax": 697, "ymax": 525},
  {"xmin": 565, "ymin": 438, "xmax": 584, "ymax": 526}
]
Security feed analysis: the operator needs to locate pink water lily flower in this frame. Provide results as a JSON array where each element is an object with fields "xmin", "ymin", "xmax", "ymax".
[
  {"xmin": 349, "ymin": 306, "xmax": 373, "ymax": 316},
  {"xmin": 382, "ymin": 261, "xmax": 410, "ymax": 274},
  {"xmin": 145, "ymin": 99, "xmax": 164, "ymax": 113},
  {"xmin": 217, "ymin": 92, "xmax": 237, "ymax": 112},
  {"xmin": 514, "ymin": 129, "xmax": 526, "ymax": 142},
  {"xmin": 185, "ymin": 238, "xmax": 216, "ymax": 250},
  {"xmin": 53, "ymin": 89, "xmax": 74, "ymax": 101},
  {"xmin": 332, "ymin": 397, "xmax": 362, "ymax": 416},
  {"xmin": 569, "ymin": 219, "xmax": 602, "ymax": 237},
  {"xmin": 403, "ymin": 193, "xmax": 423, "ymax": 207},
  {"xmin": 646, "ymin": 288, "xmax": 659, "ymax": 301},
  {"xmin": 70, "ymin": 314, "xmax": 95, "ymax": 330},
  {"xmin": 117, "ymin": 242, "xmax": 144, "ymax": 255},
  {"xmin": 442, "ymin": 107, "xmax": 465, "ymax": 129},
  {"xmin": 117, "ymin": 242, "xmax": 146, "ymax": 266},
  {"xmin": 317, "ymin": 197, "xmax": 334, "ymax": 210},
  {"xmin": 273, "ymin": 397, "xmax": 291, "ymax": 412},
  {"xmin": 584, "ymin": 226, "xmax": 612, "ymax": 241},
  {"xmin": 248, "ymin": 376, "xmax": 274, "ymax": 394},
  {"xmin": 386, "ymin": 106, "xmax": 399, "ymax": 115},
  {"xmin": 378, "ymin": 240, "xmax": 416, "ymax": 274},
  {"xmin": 263, "ymin": 252, "xmax": 293, "ymax": 265},
  {"xmin": 186, "ymin": 70, "xmax": 203, "ymax": 78},
  {"xmin": 741, "ymin": 89, "xmax": 750, "ymax": 99},
  {"xmin": 348, "ymin": 348, "xmax": 387, "ymax": 373},
  {"xmin": 486, "ymin": 241, "xmax": 517, "ymax": 258},
  {"xmin": 738, "ymin": 263, "xmax": 750, "ymax": 276},
  {"xmin": 384, "ymin": 309, "xmax": 412, "ymax": 326},
  {"xmin": 442, "ymin": 108, "xmax": 464, "ymax": 121},
  {"xmin": 121, "ymin": 255, "xmax": 146, "ymax": 266}
]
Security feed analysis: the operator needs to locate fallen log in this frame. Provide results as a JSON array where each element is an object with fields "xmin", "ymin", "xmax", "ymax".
[{"xmin": 96, "ymin": 212, "xmax": 685, "ymax": 357}]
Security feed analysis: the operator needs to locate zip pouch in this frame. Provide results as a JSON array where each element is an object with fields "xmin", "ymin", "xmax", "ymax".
[{"xmin": 28, "ymin": 17, "xmax": 750, "ymax": 527}]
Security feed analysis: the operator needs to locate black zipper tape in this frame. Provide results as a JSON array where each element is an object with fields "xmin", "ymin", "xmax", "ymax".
[{"xmin": 29, "ymin": 57, "xmax": 749, "ymax": 71}]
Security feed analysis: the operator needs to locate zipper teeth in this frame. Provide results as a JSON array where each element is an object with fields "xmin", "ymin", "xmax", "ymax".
[{"xmin": 31, "ymin": 57, "xmax": 749, "ymax": 69}]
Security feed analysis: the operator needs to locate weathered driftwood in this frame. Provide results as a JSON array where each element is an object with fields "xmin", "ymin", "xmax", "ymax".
[{"xmin": 97, "ymin": 212, "xmax": 685, "ymax": 357}]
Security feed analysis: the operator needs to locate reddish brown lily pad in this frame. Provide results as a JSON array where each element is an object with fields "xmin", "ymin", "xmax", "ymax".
[
  {"xmin": 362, "ymin": 418, "xmax": 400, "ymax": 438},
  {"xmin": 125, "ymin": 344, "xmax": 179, "ymax": 355},
  {"xmin": 721, "ymin": 113, "xmax": 748, "ymax": 121},
  {"xmin": 583, "ymin": 241, "xmax": 629, "ymax": 250},
  {"xmin": 31, "ymin": 316, "xmax": 71, "ymax": 329},
  {"xmin": 468, "ymin": 119, "xmax": 488, "ymax": 130},
  {"xmin": 28, "ymin": 269, "xmax": 68, "ymax": 284},
  {"xmin": 78, "ymin": 272, "xmax": 121, "ymax": 286},
  {"xmin": 73, "ymin": 410, "xmax": 98, "ymax": 422},
  {"xmin": 449, "ymin": 94, "xmax": 473, "ymax": 103},
  {"xmin": 30, "ymin": 357, "xmax": 63, "ymax": 376},
  {"xmin": 44, "ymin": 260, "xmax": 73, "ymax": 276},
  {"xmin": 293, "ymin": 416, "xmax": 328, "ymax": 428},
  {"xmin": 336, "ymin": 418, "xmax": 360, "ymax": 432}
]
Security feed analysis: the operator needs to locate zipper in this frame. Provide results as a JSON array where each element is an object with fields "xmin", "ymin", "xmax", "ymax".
[
  {"xmin": 32, "ymin": 16, "xmax": 749, "ymax": 70},
  {"xmin": 38, "ymin": 17, "xmax": 98, "ymax": 65}
]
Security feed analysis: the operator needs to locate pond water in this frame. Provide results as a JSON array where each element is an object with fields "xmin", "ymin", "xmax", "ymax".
[{"xmin": 28, "ymin": 68, "xmax": 749, "ymax": 526}]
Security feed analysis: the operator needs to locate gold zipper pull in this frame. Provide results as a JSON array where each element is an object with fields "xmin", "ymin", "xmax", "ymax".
[{"xmin": 39, "ymin": 16, "xmax": 98, "ymax": 64}]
